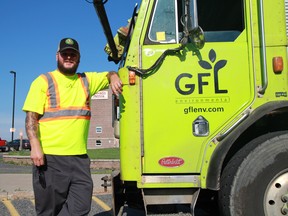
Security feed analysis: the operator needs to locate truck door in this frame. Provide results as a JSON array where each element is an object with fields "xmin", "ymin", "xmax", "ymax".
[{"xmin": 141, "ymin": 0, "xmax": 255, "ymax": 173}]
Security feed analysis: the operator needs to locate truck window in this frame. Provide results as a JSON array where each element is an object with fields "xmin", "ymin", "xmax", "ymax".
[
  {"xmin": 198, "ymin": 0, "xmax": 244, "ymax": 42},
  {"xmin": 147, "ymin": 0, "xmax": 178, "ymax": 43},
  {"xmin": 146, "ymin": 0, "xmax": 244, "ymax": 44}
]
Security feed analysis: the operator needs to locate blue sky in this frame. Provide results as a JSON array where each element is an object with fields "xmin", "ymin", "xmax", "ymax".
[{"xmin": 0, "ymin": 0, "xmax": 138, "ymax": 141}]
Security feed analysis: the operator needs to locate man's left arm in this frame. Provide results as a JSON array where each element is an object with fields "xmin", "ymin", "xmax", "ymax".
[{"xmin": 106, "ymin": 71, "xmax": 123, "ymax": 96}]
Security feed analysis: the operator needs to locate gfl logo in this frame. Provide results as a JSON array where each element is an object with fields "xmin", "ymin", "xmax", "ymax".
[{"xmin": 175, "ymin": 49, "xmax": 228, "ymax": 95}]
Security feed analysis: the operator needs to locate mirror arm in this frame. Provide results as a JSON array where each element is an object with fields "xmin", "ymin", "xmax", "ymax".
[{"xmin": 127, "ymin": 45, "xmax": 184, "ymax": 75}]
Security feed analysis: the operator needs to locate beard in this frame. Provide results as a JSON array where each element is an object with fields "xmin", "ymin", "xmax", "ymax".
[{"xmin": 57, "ymin": 61, "xmax": 79, "ymax": 75}]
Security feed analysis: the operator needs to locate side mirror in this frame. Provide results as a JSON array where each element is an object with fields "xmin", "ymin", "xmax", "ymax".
[
  {"xmin": 182, "ymin": 0, "xmax": 205, "ymax": 49},
  {"xmin": 189, "ymin": 26, "xmax": 205, "ymax": 49}
]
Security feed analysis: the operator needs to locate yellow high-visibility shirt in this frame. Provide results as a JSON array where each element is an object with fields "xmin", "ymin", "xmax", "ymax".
[{"xmin": 22, "ymin": 69, "xmax": 109, "ymax": 155}]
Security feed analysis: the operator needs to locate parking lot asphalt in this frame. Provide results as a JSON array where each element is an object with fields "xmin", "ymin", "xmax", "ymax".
[{"xmin": 0, "ymin": 154, "xmax": 112, "ymax": 199}]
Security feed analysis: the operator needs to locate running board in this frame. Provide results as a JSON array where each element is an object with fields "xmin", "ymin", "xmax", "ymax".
[{"xmin": 142, "ymin": 188, "xmax": 200, "ymax": 215}]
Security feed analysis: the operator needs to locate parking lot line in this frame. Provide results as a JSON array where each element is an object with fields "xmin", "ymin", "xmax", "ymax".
[
  {"xmin": 92, "ymin": 195, "xmax": 111, "ymax": 211},
  {"xmin": 2, "ymin": 198, "xmax": 20, "ymax": 216}
]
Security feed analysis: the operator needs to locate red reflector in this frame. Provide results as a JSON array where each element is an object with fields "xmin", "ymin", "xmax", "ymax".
[
  {"xmin": 129, "ymin": 71, "xmax": 136, "ymax": 85},
  {"xmin": 273, "ymin": 57, "xmax": 283, "ymax": 74}
]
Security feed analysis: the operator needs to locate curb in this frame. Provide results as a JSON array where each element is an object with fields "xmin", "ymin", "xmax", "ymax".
[
  {"xmin": 0, "ymin": 189, "xmax": 111, "ymax": 201},
  {"xmin": 3, "ymin": 155, "xmax": 120, "ymax": 170},
  {"xmin": 0, "ymin": 191, "xmax": 34, "ymax": 200}
]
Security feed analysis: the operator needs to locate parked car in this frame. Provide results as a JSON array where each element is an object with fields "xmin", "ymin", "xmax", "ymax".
[
  {"xmin": 6, "ymin": 139, "xmax": 31, "ymax": 151},
  {"xmin": 0, "ymin": 137, "xmax": 9, "ymax": 152}
]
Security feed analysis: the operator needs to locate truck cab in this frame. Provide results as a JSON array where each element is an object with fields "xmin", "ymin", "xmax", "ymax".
[{"xmin": 93, "ymin": 0, "xmax": 288, "ymax": 215}]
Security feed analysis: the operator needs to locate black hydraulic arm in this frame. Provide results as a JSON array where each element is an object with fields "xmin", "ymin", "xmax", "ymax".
[{"xmin": 93, "ymin": 0, "xmax": 119, "ymax": 61}]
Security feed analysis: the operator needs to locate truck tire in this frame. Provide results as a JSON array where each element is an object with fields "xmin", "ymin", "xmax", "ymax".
[{"xmin": 218, "ymin": 131, "xmax": 288, "ymax": 216}]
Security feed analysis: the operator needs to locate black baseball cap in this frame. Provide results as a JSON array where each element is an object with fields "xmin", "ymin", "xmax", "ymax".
[{"xmin": 58, "ymin": 38, "xmax": 80, "ymax": 53}]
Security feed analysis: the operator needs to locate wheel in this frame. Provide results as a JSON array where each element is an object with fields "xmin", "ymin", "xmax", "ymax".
[{"xmin": 218, "ymin": 131, "xmax": 288, "ymax": 216}]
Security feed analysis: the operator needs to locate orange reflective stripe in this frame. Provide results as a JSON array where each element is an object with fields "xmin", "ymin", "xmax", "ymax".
[
  {"xmin": 78, "ymin": 73, "xmax": 90, "ymax": 107},
  {"xmin": 40, "ymin": 72, "xmax": 91, "ymax": 121},
  {"xmin": 40, "ymin": 109, "xmax": 91, "ymax": 122},
  {"xmin": 50, "ymin": 72, "xmax": 60, "ymax": 108},
  {"xmin": 44, "ymin": 106, "xmax": 90, "ymax": 111},
  {"xmin": 40, "ymin": 74, "xmax": 50, "ymax": 105},
  {"xmin": 44, "ymin": 72, "xmax": 60, "ymax": 109},
  {"xmin": 39, "ymin": 116, "xmax": 91, "ymax": 122}
]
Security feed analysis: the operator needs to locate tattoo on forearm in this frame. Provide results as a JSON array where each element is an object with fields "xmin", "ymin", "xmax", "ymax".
[{"xmin": 25, "ymin": 112, "xmax": 39, "ymax": 139}]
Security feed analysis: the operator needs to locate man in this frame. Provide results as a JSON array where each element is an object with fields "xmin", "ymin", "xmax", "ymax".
[{"xmin": 23, "ymin": 37, "xmax": 122, "ymax": 215}]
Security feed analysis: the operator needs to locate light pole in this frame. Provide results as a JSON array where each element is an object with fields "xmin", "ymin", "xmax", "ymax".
[{"xmin": 10, "ymin": 71, "xmax": 16, "ymax": 143}]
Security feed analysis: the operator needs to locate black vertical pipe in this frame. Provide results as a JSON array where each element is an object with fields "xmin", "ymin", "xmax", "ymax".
[{"xmin": 10, "ymin": 71, "xmax": 16, "ymax": 142}]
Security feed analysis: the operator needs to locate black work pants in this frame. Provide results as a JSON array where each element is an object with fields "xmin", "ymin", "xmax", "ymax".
[{"xmin": 33, "ymin": 154, "xmax": 93, "ymax": 216}]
